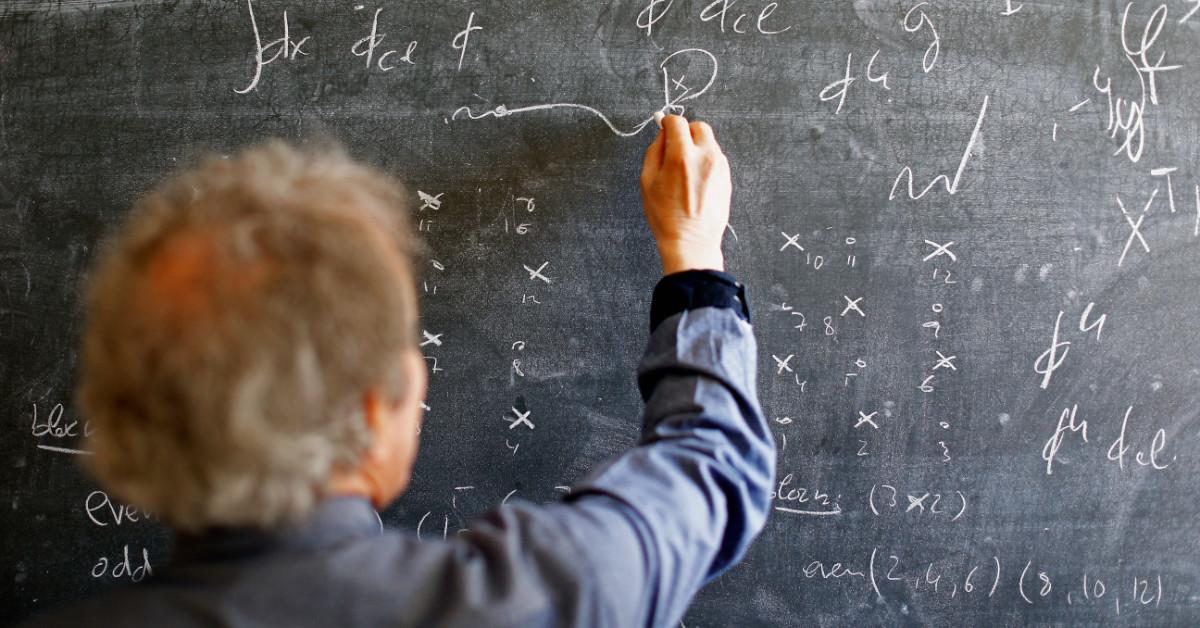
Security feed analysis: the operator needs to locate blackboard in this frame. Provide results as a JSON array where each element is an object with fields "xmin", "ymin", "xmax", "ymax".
[{"xmin": 3, "ymin": 0, "xmax": 1199, "ymax": 625}]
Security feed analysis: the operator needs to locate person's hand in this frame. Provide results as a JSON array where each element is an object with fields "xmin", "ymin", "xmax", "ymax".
[{"xmin": 640, "ymin": 115, "xmax": 731, "ymax": 276}]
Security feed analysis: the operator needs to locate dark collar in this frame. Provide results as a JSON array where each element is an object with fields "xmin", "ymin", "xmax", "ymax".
[{"xmin": 170, "ymin": 497, "xmax": 383, "ymax": 566}]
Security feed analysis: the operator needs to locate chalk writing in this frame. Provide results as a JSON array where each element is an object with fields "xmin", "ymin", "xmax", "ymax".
[
  {"xmin": 902, "ymin": 2, "xmax": 941, "ymax": 73},
  {"xmin": 84, "ymin": 491, "xmax": 153, "ymax": 527},
  {"xmin": 818, "ymin": 50, "xmax": 890, "ymax": 114},
  {"xmin": 235, "ymin": 0, "xmax": 309, "ymax": 94},
  {"xmin": 771, "ymin": 473, "xmax": 842, "ymax": 515},
  {"xmin": 637, "ymin": 0, "xmax": 674, "ymax": 36},
  {"xmin": 699, "ymin": 0, "xmax": 791, "ymax": 35},
  {"xmin": 452, "ymin": 11, "xmax": 482, "ymax": 72},
  {"xmin": 452, "ymin": 49, "xmax": 718, "ymax": 137},
  {"xmin": 1043, "ymin": 403, "xmax": 1176, "ymax": 475},
  {"xmin": 352, "ymin": 8, "xmax": 417, "ymax": 71},
  {"xmin": 890, "ymin": 96, "xmax": 989, "ymax": 200},
  {"xmin": 91, "ymin": 546, "xmax": 152, "ymax": 582},
  {"xmin": 1116, "ymin": 189, "xmax": 1154, "ymax": 267}
]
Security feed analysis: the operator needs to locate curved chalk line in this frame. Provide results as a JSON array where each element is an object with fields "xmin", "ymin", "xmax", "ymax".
[{"xmin": 450, "ymin": 48, "xmax": 718, "ymax": 138}]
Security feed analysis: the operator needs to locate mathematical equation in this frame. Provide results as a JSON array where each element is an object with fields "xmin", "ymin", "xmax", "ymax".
[
  {"xmin": 799, "ymin": 548, "xmax": 1165, "ymax": 616},
  {"xmin": 11, "ymin": 0, "xmax": 1200, "ymax": 622}
]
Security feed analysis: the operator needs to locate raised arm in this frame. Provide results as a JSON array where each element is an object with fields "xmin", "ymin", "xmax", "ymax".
[
  {"xmin": 559, "ymin": 276, "xmax": 774, "ymax": 626},
  {"xmin": 553, "ymin": 115, "xmax": 776, "ymax": 624},
  {"xmin": 417, "ymin": 117, "xmax": 775, "ymax": 627}
]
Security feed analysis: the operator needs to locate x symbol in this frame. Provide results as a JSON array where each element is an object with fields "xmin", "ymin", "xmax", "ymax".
[
  {"xmin": 1118, "ymin": 213, "xmax": 1150, "ymax": 267},
  {"xmin": 523, "ymin": 262, "xmax": 552, "ymax": 283},
  {"xmin": 932, "ymin": 350, "xmax": 957, "ymax": 371},
  {"xmin": 923, "ymin": 240, "xmax": 957, "ymax": 262},
  {"xmin": 773, "ymin": 354, "xmax": 795, "ymax": 374},
  {"xmin": 841, "ymin": 296, "xmax": 865, "ymax": 317},
  {"xmin": 906, "ymin": 493, "xmax": 929, "ymax": 513},
  {"xmin": 420, "ymin": 330, "xmax": 443, "ymax": 347},
  {"xmin": 418, "ymin": 190, "xmax": 443, "ymax": 211},
  {"xmin": 779, "ymin": 232, "xmax": 805, "ymax": 252},
  {"xmin": 855, "ymin": 411, "xmax": 879, "ymax": 429},
  {"xmin": 672, "ymin": 73, "xmax": 688, "ymax": 92},
  {"xmin": 288, "ymin": 36, "xmax": 310, "ymax": 58},
  {"xmin": 1116, "ymin": 188, "xmax": 1157, "ymax": 216},
  {"xmin": 508, "ymin": 407, "xmax": 535, "ymax": 430}
]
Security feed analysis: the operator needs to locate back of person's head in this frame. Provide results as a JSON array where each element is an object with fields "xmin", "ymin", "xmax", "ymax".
[{"xmin": 78, "ymin": 141, "xmax": 421, "ymax": 532}]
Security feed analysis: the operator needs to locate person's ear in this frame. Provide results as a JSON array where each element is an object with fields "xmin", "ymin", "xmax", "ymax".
[
  {"xmin": 362, "ymin": 388, "xmax": 387, "ymax": 434},
  {"xmin": 397, "ymin": 347, "xmax": 428, "ymax": 418}
]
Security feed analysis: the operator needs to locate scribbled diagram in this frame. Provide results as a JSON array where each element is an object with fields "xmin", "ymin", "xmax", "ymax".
[{"xmin": 450, "ymin": 48, "xmax": 719, "ymax": 137}]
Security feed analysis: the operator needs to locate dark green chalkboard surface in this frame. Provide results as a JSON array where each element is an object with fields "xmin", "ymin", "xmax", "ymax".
[{"xmin": 3, "ymin": 1, "xmax": 1199, "ymax": 625}]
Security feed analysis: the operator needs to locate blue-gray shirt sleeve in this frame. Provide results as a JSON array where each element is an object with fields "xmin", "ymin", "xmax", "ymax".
[
  {"xmin": 468, "ymin": 275, "xmax": 775, "ymax": 626},
  {"xmin": 565, "ymin": 308, "xmax": 774, "ymax": 625},
  {"xmin": 15, "ymin": 275, "xmax": 777, "ymax": 628}
]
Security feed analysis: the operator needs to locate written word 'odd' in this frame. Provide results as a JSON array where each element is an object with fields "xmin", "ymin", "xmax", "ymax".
[{"xmin": 92, "ymin": 546, "xmax": 152, "ymax": 583}]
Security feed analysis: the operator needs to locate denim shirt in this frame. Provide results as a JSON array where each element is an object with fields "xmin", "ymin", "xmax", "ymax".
[{"xmin": 25, "ymin": 271, "xmax": 775, "ymax": 628}]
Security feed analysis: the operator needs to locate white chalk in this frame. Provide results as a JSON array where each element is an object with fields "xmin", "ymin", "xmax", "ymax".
[{"xmin": 653, "ymin": 111, "xmax": 665, "ymax": 127}]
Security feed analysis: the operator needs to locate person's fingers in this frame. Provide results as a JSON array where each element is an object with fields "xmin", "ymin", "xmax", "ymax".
[
  {"xmin": 689, "ymin": 121, "xmax": 719, "ymax": 150},
  {"xmin": 642, "ymin": 127, "xmax": 665, "ymax": 177},
  {"xmin": 661, "ymin": 115, "xmax": 692, "ymax": 161}
]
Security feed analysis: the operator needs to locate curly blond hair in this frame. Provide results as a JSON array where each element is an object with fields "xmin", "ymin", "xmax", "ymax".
[{"xmin": 78, "ymin": 140, "xmax": 421, "ymax": 531}]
